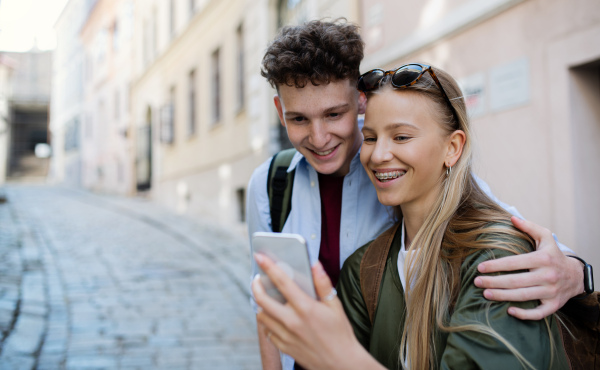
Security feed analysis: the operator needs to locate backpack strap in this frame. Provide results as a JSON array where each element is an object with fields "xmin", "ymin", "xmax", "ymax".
[
  {"xmin": 267, "ymin": 148, "xmax": 297, "ymax": 233},
  {"xmin": 557, "ymin": 291, "xmax": 600, "ymax": 369},
  {"xmin": 360, "ymin": 223, "xmax": 401, "ymax": 325}
]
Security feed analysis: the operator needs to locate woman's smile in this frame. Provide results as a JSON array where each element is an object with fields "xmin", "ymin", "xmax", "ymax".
[{"xmin": 360, "ymin": 88, "xmax": 450, "ymax": 212}]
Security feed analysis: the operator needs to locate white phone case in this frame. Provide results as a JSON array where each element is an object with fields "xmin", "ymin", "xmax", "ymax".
[{"xmin": 252, "ymin": 232, "xmax": 316, "ymax": 303}]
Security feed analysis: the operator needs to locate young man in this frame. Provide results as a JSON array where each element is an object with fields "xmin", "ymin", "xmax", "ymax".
[{"xmin": 247, "ymin": 20, "xmax": 586, "ymax": 370}]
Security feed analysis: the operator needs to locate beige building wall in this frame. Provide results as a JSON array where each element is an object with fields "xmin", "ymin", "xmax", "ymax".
[
  {"xmin": 80, "ymin": 0, "xmax": 135, "ymax": 195},
  {"xmin": 131, "ymin": 0, "xmax": 359, "ymax": 233},
  {"xmin": 360, "ymin": 0, "xmax": 600, "ymax": 275},
  {"xmin": 50, "ymin": 0, "xmax": 96, "ymax": 188}
]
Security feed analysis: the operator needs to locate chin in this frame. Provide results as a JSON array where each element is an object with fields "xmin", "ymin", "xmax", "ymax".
[
  {"xmin": 376, "ymin": 194, "xmax": 402, "ymax": 207},
  {"xmin": 311, "ymin": 161, "xmax": 343, "ymax": 176}
]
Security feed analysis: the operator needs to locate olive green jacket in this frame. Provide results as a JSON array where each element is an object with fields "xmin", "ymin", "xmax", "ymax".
[{"xmin": 337, "ymin": 228, "xmax": 569, "ymax": 369}]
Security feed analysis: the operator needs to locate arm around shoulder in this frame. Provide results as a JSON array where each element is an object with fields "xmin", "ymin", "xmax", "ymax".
[{"xmin": 441, "ymin": 247, "xmax": 568, "ymax": 369}]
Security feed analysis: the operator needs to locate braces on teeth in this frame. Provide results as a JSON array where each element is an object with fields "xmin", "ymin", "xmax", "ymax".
[{"xmin": 375, "ymin": 171, "xmax": 405, "ymax": 180}]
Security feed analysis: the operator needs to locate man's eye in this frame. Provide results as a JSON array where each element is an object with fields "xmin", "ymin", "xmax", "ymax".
[
  {"xmin": 395, "ymin": 136, "xmax": 410, "ymax": 141},
  {"xmin": 329, "ymin": 113, "xmax": 340, "ymax": 118},
  {"xmin": 290, "ymin": 117, "xmax": 305, "ymax": 122}
]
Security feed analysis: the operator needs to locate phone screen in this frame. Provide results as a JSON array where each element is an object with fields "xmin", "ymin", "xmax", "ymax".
[{"xmin": 252, "ymin": 232, "xmax": 316, "ymax": 303}]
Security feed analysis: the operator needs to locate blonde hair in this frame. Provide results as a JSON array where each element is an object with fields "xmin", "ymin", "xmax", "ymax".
[{"xmin": 367, "ymin": 66, "xmax": 553, "ymax": 369}]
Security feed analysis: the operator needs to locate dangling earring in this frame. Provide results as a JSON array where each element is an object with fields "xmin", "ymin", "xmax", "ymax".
[{"xmin": 446, "ymin": 164, "xmax": 452, "ymax": 176}]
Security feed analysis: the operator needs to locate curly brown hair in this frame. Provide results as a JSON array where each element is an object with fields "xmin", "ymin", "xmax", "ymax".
[{"xmin": 261, "ymin": 19, "xmax": 364, "ymax": 89}]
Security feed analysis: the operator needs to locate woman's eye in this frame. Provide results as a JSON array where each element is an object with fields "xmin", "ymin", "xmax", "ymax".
[
  {"xmin": 363, "ymin": 137, "xmax": 376, "ymax": 143},
  {"xmin": 395, "ymin": 136, "xmax": 410, "ymax": 141}
]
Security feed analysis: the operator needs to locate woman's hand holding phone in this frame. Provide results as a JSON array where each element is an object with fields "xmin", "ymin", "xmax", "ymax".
[{"xmin": 252, "ymin": 254, "xmax": 383, "ymax": 370}]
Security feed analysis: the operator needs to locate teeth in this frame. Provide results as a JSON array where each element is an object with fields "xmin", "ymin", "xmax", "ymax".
[
  {"xmin": 315, "ymin": 148, "xmax": 334, "ymax": 156},
  {"xmin": 375, "ymin": 171, "xmax": 405, "ymax": 181}
]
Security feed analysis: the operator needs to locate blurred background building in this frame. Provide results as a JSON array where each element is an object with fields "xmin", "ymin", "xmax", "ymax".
[
  {"xmin": 37, "ymin": 0, "xmax": 599, "ymax": 266},
  {"xmin": 50, "ymin": 0, "xmax": 96, "ymax": 188},
  {"xmin": 357, "ymin": 0, "xmax": 599, "ymax": 268},
  {"xmin": 0, "ymin": 50, "xmax": 52, "ymax": 184}
]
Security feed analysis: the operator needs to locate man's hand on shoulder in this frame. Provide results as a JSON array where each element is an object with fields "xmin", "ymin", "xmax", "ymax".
[{"xmin": 474, "ymin": 216, "xmax": 585, "ymax": 320}]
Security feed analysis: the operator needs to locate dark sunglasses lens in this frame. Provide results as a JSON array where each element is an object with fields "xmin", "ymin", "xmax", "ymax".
[
  {"xmin": 359, "ymin": 70, "xmax": 385, "ymax": 91},
  {"xmin": 392, "ymin": 65, "xmax": 424, "ymax": 87}
]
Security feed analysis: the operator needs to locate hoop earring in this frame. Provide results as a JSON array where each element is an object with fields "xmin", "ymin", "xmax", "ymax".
[{"xmin": 446, "ymin": 165, "xmax": 452, "ymax": 176}]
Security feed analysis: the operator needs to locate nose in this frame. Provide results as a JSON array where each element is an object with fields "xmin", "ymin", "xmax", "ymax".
[
  {"xmin": 308, "ymin": 121, "xmax": 331, "ymax": 149},
  {"xmin": 370, "ymin": 138, "xmax": 393, "ymax": 164}
]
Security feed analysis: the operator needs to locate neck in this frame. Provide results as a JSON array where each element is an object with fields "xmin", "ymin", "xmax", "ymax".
[{"xmin": 400, "ymin": 186, "xmax": 441, "ymax": 248}]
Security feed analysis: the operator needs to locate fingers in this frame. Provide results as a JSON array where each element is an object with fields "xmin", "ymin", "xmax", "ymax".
[
  {"xmin": 254, "ymin": 253, "xmax": 313, "ymax": 310},
  {"xmin": 510, "ymin": 216, "xmax": 553, "ymax": 246},
  {"xmin": 480, "ymin": 286, "xmax": 556, "ymax": 302},
  {"xmin": 252, "ymin": 274, "xmax": 287, "ymax": 318},
  {"xmin": 507, "ymin": 302, "xmax": 557, "ymax": 321},
  {"xmin": 257, "ymin": 309, "xmax": 292, "ymax": 344},
  {"xmin": 312, "ymin": 262, "xmax": 339, "ymax": 306},
  {"xmin": 475, "ymin": 269, "xmax": 552, "ymax": 290},
  {"xmin": 478, "ymin": 252, "xmax": 537, "ymax": 274}
]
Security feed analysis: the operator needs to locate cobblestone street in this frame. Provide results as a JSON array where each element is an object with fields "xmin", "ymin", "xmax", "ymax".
[{"xmin": 0, "ymin": 185, "xmax": 261, "ymax": 370}]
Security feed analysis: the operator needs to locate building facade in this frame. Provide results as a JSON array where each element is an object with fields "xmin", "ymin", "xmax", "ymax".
[
  {"xmin": 0, "ymin": 51, "xmax": 52, "ymax": 182},
  {"xmin": 80, "ymin": 0, "xmax": 135, "ymax": 194},
  {"xmin": 0, "ymin": 55, "xmax": 15, "ymax": 184},
  {"xmin": 49, "ymin": 0, "xmax": 97, "ymax": 187},
  {"xmin": 359, "ymin": 0, "xmax": 600, "ymax": 270},
  {"xmin": 129, "ymin": 0, "xmax": 359, "ymax": 232}
]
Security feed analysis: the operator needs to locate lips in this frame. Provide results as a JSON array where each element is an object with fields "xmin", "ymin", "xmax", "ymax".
[
  {"xmin": 310, "ymin": 144, "xmax": 339, "ymax": 158},
  {"xmin": 373, "ymin": 170, "xmax": 406, "ymax": 182},
  {"xmin": 315, "ymin": 148, "xmax": 334, "ymax": 156}
]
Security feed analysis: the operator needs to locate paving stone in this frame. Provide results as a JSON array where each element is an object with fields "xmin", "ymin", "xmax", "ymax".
[
  {"xmin": 0, "ymin": 185, "xmax": 261, "ymax": 368},
  {"xmin": 0, "ymin": 354, "xmax": 36, "ymax": 370},
  {"xmin": 2, "ymin": 314, "xmax": 45, "ymax": 355}
]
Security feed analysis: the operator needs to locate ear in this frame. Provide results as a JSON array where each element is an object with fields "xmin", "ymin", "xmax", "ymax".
[
  {"xmin": 274, "ymin": 95, "xmax": 286, "ymax": 128},
  {"xmin": 445, "ymin": 130, "xmax": 466, "ymax": 168},
  {"xmin": 357, "ymin": 92, "xmax": 367, "ymax": 115}
]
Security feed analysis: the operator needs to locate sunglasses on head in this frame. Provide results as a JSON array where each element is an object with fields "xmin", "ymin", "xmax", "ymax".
[{"xmin": 357, "ymin": 63, "xmax": 459, "ymax": 123}]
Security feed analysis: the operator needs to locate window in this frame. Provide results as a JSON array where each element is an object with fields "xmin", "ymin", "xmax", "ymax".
[
  {"xmin": 278, "ymin": 0, "xmax": 307, "ymax": 27},
  {"xmin": 189, "ymin": 0, "xmax": 196, "ymax": 17},
  {"xmin": 170, "ymin": 86, "xmax": 176, "ymax": 140},
  {"xmin": 169, "ymin": 0, "xmax": 176, "ymax": 38},
  {"xmin": 236, "ymin": 187, "xmax": 246, "ymax": 222},
  {"xmin": 124, "ymin": 82, "xmax": 130, "ymax": 114},
  {"xmin": 86, "ymin": 114, "xmax": 93, "ymax": 139},
  {"xmin": 143, "ymin": 19, "xmax": 149, "ymax": 65},
  {"xmin": 212, "ymin": 48, "xmax": 221, "ymax": 124},
  {"xmin": 188, "ymin": 69, "xmax": 196, "ymax": 136},
  {"xmin": 113, "ymin": 20, "xmax": 119, "ymax": 51},
  {"xmin": 236, "ymin": 24, "xmax": 245, "ymax": 111},
  {"xmin": 152, "ymin": 8, "xmax": 157, "ymax": 59},
  {"xmin": 114, "ymin": 89, "xmax": 120, "ymax": 119},
  {"xmin": 64, "ymin": 117, "xmax": 80, "ymax": 151},
  {"xmin": 160, "ymin": 87, "xmax": 175, "ymax": 144}
]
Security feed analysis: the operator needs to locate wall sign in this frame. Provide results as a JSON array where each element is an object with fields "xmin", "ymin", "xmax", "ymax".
[{"xmin": 489, "ymin": 57, "xmax": 530, "ymax": 112}]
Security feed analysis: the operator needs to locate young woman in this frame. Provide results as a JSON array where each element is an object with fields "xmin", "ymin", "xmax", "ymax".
[{"xmin": 252, "ymin": 64, "xmax": 569, "ymax": 369}]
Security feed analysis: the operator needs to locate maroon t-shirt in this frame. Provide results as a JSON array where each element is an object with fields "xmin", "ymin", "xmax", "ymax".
[
  {"xmin": 295, "ymin": 173, "xmax": 344, "ymax": 370},
  {"xmin": 317, "ymin": 173, "xmax": 344, "ymax": 287}
]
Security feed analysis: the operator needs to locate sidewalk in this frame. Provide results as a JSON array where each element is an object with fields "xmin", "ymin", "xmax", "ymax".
[{"xmin": 0, "ymin": 184, "xmax": 261, "ymax": 370}]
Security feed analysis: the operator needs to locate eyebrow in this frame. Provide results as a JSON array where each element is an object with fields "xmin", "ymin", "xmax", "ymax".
[
  {"xmin": 323, "ymin": 103, "xmax": 350, "ymax": 114},
  {"xmin": 362, "ymin": 122, "xmax": 418, "ymax": 132},
  {"xmin": 284, "ymin": 103, "xmax": 350, "ymax": 118}
]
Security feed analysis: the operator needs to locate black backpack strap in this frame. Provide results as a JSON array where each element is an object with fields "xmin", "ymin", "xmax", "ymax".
[{"xmin": 267, "ymin": 148, "xmax": 297, "ymax": 233}]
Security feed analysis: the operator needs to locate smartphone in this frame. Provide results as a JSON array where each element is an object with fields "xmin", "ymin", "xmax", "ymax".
[{"xmin": 252, "ymin": 232, "xmax": 316, "ymax": 303}]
